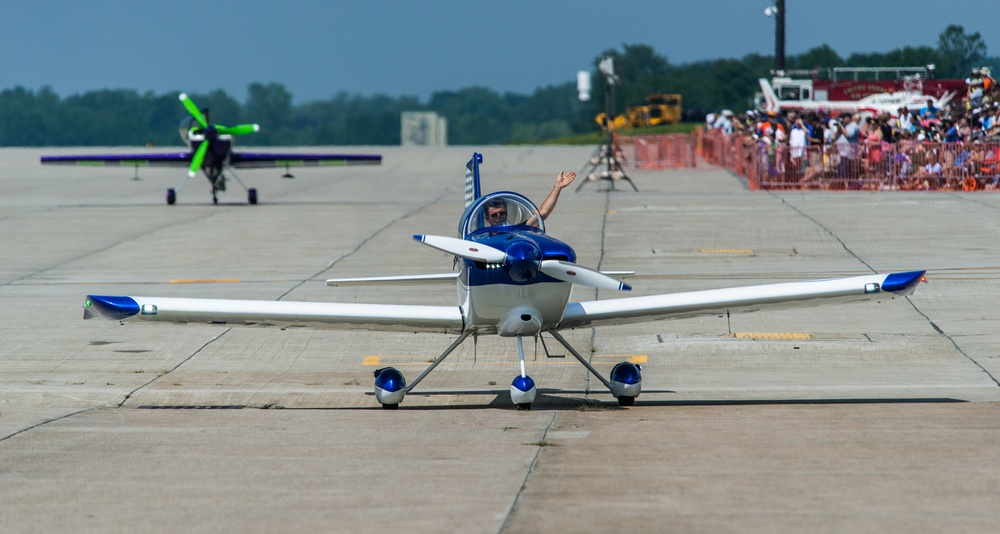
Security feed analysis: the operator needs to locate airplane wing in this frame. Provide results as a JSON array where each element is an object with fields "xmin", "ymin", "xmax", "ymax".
[
  {"xmin": 41, "ymin": 152, "xmax": 192, "ymax": 167},
  {"xmin": 229, "ymin": 152, "xmax": 381, "ymax": 169},
  {"xmin": 556, "ymin": 271, "xmax": 924, "ymax": 330},
  {"xmin": 326, "ymin": 273, "xmax": 460, "ymax": 286},
  {"xmin": 82, "ymin": 271, "xmax": 922, "ymax": 336},
  {"xmin": 84, "ymin": 295, "xmax": 464, "ymax": 334},
  {"xmin": 40, "ymin": 152, "xmax": 382, "ymax": 169},
  {"xmin": 323, "ymin": 271, "xmax": 630, "ymax": 286}
]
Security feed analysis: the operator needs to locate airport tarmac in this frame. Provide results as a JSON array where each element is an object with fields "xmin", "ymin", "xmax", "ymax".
[{"xmin": 2, "ymin": 145, "xmax": 999, "ymax": 532}]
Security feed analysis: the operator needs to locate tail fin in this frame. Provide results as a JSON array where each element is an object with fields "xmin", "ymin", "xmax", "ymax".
[
  {"xmin": 758, "ymin": 78, "xmax": 780, "ymax": 113},
  {"xmin": 464, "ymin": 152, "xmax": 483, "ymax": 209}
]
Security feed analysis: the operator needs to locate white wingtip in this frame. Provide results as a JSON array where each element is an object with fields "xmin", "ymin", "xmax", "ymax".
[
  {"xmin": 179, "ymin": 93, "xmax": 188, "ymax": 101},
  {"xmin": 187, "ymin": 170, "xmax": 196, "ymax": 178},
  {"xmin": 253, "ymin": 124, "xmax": 260, "ymax": 132}
]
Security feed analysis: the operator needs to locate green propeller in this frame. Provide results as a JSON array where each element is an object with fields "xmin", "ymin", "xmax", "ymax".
[
  {"xmin": 178, "ymin": 93, "xmax": 260, "ymax": 178},
  {"xmin": 189, "ymin": 141, "xmax": 210, "ymax": 178},
  {"xmin": 179, "ymin": 93, "xmax": 208, "ymax": 129}
]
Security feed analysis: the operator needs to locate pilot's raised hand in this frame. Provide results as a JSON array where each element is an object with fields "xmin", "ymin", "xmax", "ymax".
[
  {"xmin": 555, "ymin": 171, "xmax": 577, "ymax": 189},
  {"xmin": 534, "ymin": 171, "xmax": 577, "ymax": 223}
]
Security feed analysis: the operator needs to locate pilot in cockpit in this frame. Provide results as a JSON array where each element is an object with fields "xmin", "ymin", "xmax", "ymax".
[
  {"xmin": 484, "ymin": 198, "xmax": 511, "ymax": 226},
  {"xmin": 483, "ymin": 170, "xmax": 577, "ymax": 227}
]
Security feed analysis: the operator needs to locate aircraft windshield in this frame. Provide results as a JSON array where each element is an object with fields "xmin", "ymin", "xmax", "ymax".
[
  {"xmin": 178, "ymin": 118, "xmax": 193, "ymax": 144},
  {"xmin": 462, "ymin": 193, "xmax": 543, "ymax": 235}
]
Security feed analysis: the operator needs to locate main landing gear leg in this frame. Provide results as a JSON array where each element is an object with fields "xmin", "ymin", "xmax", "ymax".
[
  {"xmin": 548, "ymin": 330, "xmax": 643, "ymax": 406},
  {"xmin": 405, "ymin": 330, "xmax": 472, "ymax": 394},
  {"xmin": 373, "ymin": 331, "xmax": 472, "ymax": 409},
  {"xmin": 167, "ymin": 173, "xmax": 194, "ymax": 205},
  {"xmin": 225, "ymin": 165, "xmax": 257, "ymax": 205}
]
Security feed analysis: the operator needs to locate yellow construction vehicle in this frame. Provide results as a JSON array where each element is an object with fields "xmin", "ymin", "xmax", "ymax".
[
  {"xmin": 596, "ymin": 93, "xmax": 683, "ymax": 130},
  {"xmin": 629, "ymin": 93, "xmax": 683, "ymax": 127}
]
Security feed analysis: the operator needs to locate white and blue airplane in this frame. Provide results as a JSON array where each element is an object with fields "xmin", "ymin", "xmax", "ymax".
[{"xmin": 83, "ymin": 153, "xmax": 925, "ymax": 409}]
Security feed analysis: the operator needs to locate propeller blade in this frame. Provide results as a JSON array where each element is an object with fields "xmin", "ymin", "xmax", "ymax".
[
  {"xmin": 178, "ymin": 93, "xmax": 208, "ymax": 128},
  {"xmin": 218, "ymin": 124, "xmax": 260, "ymax": 136},
  {"xmin": 413, "ymin": 234, "xmax": 506, "ymax": 263},
  {"xmin": 539, "ymin": 260, "xmax": 632, "ymax": 291},
  {"xmin": 188, "ymin": 141, "xmax": 209, "ymax": 178}
]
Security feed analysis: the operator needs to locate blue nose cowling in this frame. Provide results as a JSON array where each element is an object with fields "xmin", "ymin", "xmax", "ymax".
[{"xmin": 504, "ymin": 240, "xmax": 541, "ymax": 282}]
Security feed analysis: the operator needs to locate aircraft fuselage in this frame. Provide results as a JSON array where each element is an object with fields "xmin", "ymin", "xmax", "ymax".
[{"xmin": 459, "ymin": 228, "xmax": 576, "ymax": 335}]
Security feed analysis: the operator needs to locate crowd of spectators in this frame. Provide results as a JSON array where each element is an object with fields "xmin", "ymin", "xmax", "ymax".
[{"xmin": 704, "ymin": 68, "xmax": 1000, "ymax": 190}]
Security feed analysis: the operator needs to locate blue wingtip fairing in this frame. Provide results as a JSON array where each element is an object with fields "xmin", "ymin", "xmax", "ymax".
[
  {"xmin": 84, "ymin": 295, "xmax": 140, "ymax": 320},
  {"xmin": 881, "ymin": 270, "xmax": 926, "ymax": 295}
]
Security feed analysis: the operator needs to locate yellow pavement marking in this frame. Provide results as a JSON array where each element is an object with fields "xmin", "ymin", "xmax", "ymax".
[
  {"xmin": 169, "ymin": 279, "xmax": 241, "ymax": 284},
  {"xmin": 734, "ymin": 332, "xmax": 812, "ymax": 340},
  {"xmin": 699, "ymin": 248, "xmax": 754, "ymax": 254}
]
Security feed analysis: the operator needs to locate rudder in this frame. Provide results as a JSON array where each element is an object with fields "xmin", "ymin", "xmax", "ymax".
[{"xmin": 465, "ymin": 152, "xmax": 483, "ymax": 209}]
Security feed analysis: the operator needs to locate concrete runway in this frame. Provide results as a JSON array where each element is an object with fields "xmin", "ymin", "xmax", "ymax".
[{"xmin": 2, "ymin": 145, "xmax": 999, "ymax": 532}]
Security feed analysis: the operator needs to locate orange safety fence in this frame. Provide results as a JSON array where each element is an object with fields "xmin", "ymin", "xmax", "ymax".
[
  {"xmin": 695, "ymin": 129, "xmax": 1000, "ymax": 191},
  {"xmin": 617, "ymin": 134, "xmax": 696, "ymax": 169}
]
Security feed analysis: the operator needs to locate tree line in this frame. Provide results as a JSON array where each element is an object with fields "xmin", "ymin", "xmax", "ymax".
[{"xmin": 0, "ymin": 25, "xmax": 990, "ymax": 147}]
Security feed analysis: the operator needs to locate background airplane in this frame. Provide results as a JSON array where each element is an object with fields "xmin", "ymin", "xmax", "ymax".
[
  {"xmin": 759, "ymin": 78, "xmax": 956, "ymax": 118},
  {"xmin": 40, "ymin": 93, "xmax": 382, "ymax": 205},
  {"xmin": 82, "ymin": 153, "xmax": 925, "ymax": 409}
]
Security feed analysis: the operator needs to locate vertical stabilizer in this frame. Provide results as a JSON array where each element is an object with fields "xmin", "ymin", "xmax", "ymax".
[{"xmin": 464, "ymin": 152, "xmax": 483, "ymax": 209}]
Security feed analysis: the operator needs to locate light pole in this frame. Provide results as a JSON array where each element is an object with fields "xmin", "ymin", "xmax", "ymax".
[{"xmin": 765, "ymin": 0, "xmax": 785, "ymax": 73}]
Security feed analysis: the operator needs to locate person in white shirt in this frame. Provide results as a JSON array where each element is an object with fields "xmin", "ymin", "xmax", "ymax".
[
  {"xmin": 897, "ymin": 107, "xmax": 912, "ymax": 132},
  {"xmin": 833, "ymin": 113, "xmax": 860, "ymax": 182}
]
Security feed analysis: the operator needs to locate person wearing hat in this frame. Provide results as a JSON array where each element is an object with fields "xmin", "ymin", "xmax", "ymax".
[
  {"xmin": 788, "ymin": 116, "xmax": 808, "ymax": 178},
  {"xmin": 713, "ymin": 109, "xmax": 734, "ymax": 134},
  {"xmin": 968, "ymin": 69, "xmax": 985, "ymax": 105},
  {"xmin": 982, "ymin": 67, "xmax": 996, "ymax": 97},
  {"xmin": 767, "ymin": 111, "xmax": 785, "ymax": 136}
]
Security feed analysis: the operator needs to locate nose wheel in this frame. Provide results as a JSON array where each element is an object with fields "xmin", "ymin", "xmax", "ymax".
[{"xmin": 509, "ymin": 336, "xmax": 537, "ymax": 409}]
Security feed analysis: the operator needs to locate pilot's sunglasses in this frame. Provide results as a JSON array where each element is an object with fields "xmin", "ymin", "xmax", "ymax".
[{"xmin": 489, "ymin": 211, "xmax": 507, "ymax": 219}]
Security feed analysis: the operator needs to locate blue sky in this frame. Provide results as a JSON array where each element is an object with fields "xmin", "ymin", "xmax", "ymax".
[{"xmin": 2, "ymin": 1, "xmax": 996, "ymax": 103}]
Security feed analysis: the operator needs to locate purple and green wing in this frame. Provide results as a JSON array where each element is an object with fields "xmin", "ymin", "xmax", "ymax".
[
  {"xmin": 40, "ymin": 152, "xmax": 382, "ymax": 169},
  {"xmin": 40, "ymin": 152, "xmax": 192, "ymax": 167},
  {"xmin": 229, "ymin": 152, "xmax": 381, "ymax": 169}
]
